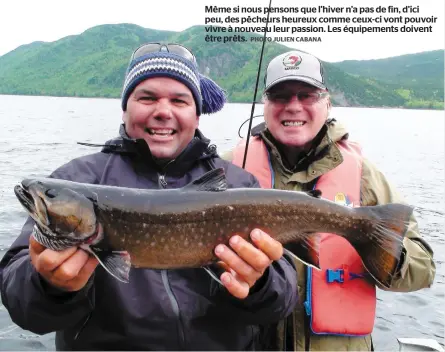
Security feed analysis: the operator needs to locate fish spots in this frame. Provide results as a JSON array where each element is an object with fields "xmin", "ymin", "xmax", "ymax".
[
  {"xmin": 161, "ymin": 237, "xmax": 165, "ymax": 242},
  {"xmin": 143, "ymin": 223, "xmax": 148, "ymax": 229},
  {"xmin": 184, "ymin": 240, "xmax": 189, "ymax": 246},
  {"xmin": 227, "ymin": 206, "xmax": 234, "ymax": 211},
  {"xmin": 150, "ymin": 242, "xmax": 156, "ymax": 247},
  {"xmin": 198, "ymin": 242, "xmax": 203, "ymax": 247},
  {"xmin": 202, "ymin": 211, "xmax": 206, "ymax": 216}
]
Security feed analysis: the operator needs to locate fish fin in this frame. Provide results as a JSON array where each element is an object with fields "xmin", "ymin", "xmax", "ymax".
[
  {"xmin": 203, "ymin": 266, "xmax": 223, "ymax": 285},
  {"xmin": 88, "ymin": 247, "xmax": 131, "ymax": 283},
  {"xmin": 284, "ymin": 233, "xmax": 320, "ymax": 269},
  {"xmin": 306, "ymin": 190, "xmax": 322, "ymax": 198},
  {"xmin": 348, "ymin": 204, "xmax": 413, "ymax": 288},
  {"xmin": 182, "ymin": 168, "xmax": 228, "ymax": 192},
  {"xmin": 283, "ymin": 248, "xmax": 320, "ymax": 271}
]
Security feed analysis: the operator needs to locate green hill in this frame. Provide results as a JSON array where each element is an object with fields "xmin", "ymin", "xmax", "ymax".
[
  {"xmin": 0, "ymin": 23, "xmax": 443, "ymax": 109},
  {"xmin": 334, "ymin": 51, "xmax": 444, "ymax": 109},
  {"xmin": 0, "ymin": 24, "xmax": 174, "ymax": 97}
]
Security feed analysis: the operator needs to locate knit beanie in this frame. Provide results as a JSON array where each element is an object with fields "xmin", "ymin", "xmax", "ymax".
[{"xmin": 121, "ymin": 48, "xmax": 226, "ymax": 116}]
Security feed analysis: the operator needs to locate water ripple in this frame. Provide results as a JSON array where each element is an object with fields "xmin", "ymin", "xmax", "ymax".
[{"xmin": 0, "ymin": 98, "xmax": 443, "ymax": 351}]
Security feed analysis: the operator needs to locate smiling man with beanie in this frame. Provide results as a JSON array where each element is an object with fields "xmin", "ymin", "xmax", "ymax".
[{"xmin": 0, "ymin": 43, "xmax": 298, "ymax": 350}]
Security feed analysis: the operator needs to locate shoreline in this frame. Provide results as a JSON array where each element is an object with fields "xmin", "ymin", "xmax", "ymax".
[{"xmin": 0, "ymin": 93, "xmax": 443, "ymax": 111}]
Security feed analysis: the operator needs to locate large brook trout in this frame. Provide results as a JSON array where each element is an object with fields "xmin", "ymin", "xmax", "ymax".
[{"xmin": 14, "ymin": 168, "xmax": 412, "ymax": 288}]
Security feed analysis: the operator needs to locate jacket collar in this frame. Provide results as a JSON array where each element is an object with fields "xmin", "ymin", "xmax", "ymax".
[
  {"xmin": 101, "ymin": 124, "xmax": 217, "ymax": 176},
  {"xmin": 253, "ymin": 119, "xmax": 346, "ymax": 183}
]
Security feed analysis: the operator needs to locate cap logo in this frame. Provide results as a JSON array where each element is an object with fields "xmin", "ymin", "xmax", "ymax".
[{"xmin": 283, "ymin": 54, "xmax": 302, "ymax": 69}]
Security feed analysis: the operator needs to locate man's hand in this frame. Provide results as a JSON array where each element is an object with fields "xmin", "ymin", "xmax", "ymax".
[
  {"xmin": 29, "ymin": 236, "xmax": 99, "ymax": 292},
  {"xmin": 214, "ymin": 229, "xmax": 283, "ymax": 299}
]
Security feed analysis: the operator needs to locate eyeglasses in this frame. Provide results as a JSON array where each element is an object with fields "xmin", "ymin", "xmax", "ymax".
[
  {"xmin": 265, "ymin": 91, "xmax": 329, "ymax": 105},
  {"xmin": 131, "ymin": 43, "xmax": 197, "ymax": 64}
]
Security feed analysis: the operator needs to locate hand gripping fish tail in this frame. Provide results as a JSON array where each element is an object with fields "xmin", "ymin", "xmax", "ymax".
[{"xmin": 14, "ymin": 168, "xmax": 412, "ymax": 288}]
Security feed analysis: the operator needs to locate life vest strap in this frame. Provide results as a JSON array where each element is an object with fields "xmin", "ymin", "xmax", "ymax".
[{"xmin": 326, "ymin": 264, "xmax": 365, "ymax": 283}]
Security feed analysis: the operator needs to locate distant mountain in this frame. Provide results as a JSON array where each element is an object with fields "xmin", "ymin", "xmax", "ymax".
[
  {"xmin": 0, "ymin": 24, "xmax": 443, "ymax": 110},
  {"xmin": 334, "ymin": 50, "xmax": 444, "ymax": 109}
]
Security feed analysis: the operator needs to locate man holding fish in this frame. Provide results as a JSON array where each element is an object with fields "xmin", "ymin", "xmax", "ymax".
[
  {"xmin": 227, "ymin": 50, "xmax": 436, "ymax": 351},
  {"xmin": 0, "ymin": 43, "xmax": 300, "ymax": 350}
]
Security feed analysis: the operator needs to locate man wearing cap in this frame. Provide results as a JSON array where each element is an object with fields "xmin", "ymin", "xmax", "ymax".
[
  {"xmin": 227, "ymin": 50, "xmax": 435, "ymax": 351},
  {"xmin": 0, "ymin": 43, "xmax": 298, "ymax": 350}
]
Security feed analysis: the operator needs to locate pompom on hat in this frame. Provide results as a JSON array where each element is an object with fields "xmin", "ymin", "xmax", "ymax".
[{"xmin": 121, "ymin": 43, "xmax": 226, "ymax": 116}]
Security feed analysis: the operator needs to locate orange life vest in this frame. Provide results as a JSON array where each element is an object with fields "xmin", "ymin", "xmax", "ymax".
[{"xmin": 232, "ymin": 136, "xmax": 376, "ymax": 336}]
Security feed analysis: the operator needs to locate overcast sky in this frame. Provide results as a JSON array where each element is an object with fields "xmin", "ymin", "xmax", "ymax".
[{"xmin": 0, "ymin": 0, "xmax": 443, "ymax": 62}]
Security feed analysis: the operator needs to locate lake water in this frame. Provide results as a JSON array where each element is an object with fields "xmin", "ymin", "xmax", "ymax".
[{"xmin": 0, "ymin": 95, "xmax": 443, "ymax": 351}]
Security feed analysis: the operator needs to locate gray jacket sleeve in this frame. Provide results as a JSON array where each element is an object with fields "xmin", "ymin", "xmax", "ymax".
[
  {"xmin": 0, "ymin": 156, "xmax": 104, "ymax": 334},
  {"xmin": 0, "ymin": 216, "xmax": 95, "ymax": 334},
  {"xmin": 209, "ymin": 253, "xmax": 298, "ymax": 325}
]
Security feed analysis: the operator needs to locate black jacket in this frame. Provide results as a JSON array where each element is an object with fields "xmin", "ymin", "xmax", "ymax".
[{"xmin": 0, "ymin": 126, "xmax": 298, "ymax": 350}]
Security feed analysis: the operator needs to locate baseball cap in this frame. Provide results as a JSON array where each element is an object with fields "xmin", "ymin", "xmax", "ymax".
[{"xmin": 264, "ymin": 50, "xmax": 327, "ymax": 92}]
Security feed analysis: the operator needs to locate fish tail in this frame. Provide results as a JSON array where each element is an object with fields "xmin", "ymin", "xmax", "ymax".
[{"xmin": 350, "ymin": 203, "xmax": 413, "ymax": 288}]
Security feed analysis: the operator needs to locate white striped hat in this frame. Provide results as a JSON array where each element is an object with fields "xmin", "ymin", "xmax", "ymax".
[{"xmin": 121, "ymin": 50, "xmax": 226, "ymax": 115}]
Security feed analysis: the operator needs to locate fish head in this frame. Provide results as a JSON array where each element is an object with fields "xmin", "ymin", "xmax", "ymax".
[{"xmin": 14, "ymin": 178, "xmax": 97, "ymax": 241}]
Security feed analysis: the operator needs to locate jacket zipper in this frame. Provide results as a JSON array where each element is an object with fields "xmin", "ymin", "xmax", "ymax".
[
  {"xmin": 157, "ymin": 159, "xmax": 175, "ymax": 188},
  {"xmin": 158, "ymin": 174, "xmax": 167, "ymax": 188},
  {"xmin": 161, "ymin": 270, "xmax": 185, "ymax": 349},
  {"xmin": 158, "ymin": 168, "xmax": 185, "ymax": 349},
  {"xmin": 73, "ymin": 312, "xmax": 92, "ymax": 341}
]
